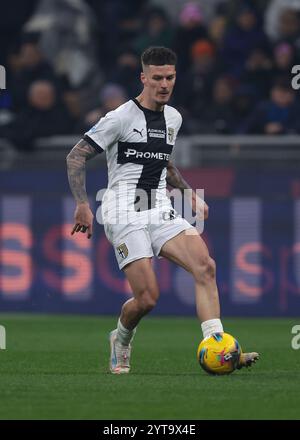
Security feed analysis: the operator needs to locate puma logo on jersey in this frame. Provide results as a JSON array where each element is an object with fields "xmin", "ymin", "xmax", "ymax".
[
  {"xmin": 133, "ymin": 128, "xmax": 144, "ymax": 137},
  {"xmin": 124, "ymin": 148, "xmax": 170, "ymax": 160}
]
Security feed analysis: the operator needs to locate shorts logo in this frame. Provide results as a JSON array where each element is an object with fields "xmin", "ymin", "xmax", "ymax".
[
  {"xmin": 117, "ymin": 243, "xmax": 128, "ymax": 259},
  {"xmin": 168, "ymin": 127, "xmax": 175, "ymax": 143}
]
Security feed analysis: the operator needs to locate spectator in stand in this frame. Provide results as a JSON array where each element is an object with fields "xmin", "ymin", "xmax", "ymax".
[
  {"xmin": 221, "ymin": 3, "xmax": 269, "ymax": 78},
  {"xmin": 0, "ymin": 0, "xmax": 38, "ymax": 66},
  {"xmin": 0, "ymin": 80, "xmax": 76, "ymax": 149},
  {"xmin": 266, "ymin": 5, "xmax": 300, "ymax": 61},
  {"xmin": 9, "ymin": 33, "xmax": 59, "ymax": 112},
  {"xmin": 175, "ymin": 39, "xmax": 219, "ymax": 133},
  {"xmin": 239, "ymin": 77, "xmax": 300, "ymax": 134},
  {"xmin": 134, "ymin": 6, "xmax": 174, "ymax": 54},
  {"xmin": 225, "ymin": 0, "xmax": 269, "ymax": 19},
  {"xmin": 24, "ymin": 0, "xmax": 101, "ymax": 89},
  {"xmin": 199, "ymin": 75, "xmax": 236, "ymax": 134},
  {"xmin": 89, "ymin": 0, "xmax": 148, "ymax": 71},
  {"xmin": 173, "ymin": 2, "xmax": 208, "ymax": 74},
  {"xmin": 232, "ymin": 84, "xmax": 259, "ymax": 133},
  {"xmin": 82, "ymin": 83, "xmax": 127, "ymax": 130},
  {"xmin": 276, "ymin": 9, "xmax": 300, "ymax": 48},
  {"xmin": 265, "ymin": 1, "xmax": 300, "ymax": 43},
  {"xmin": 150, "ymin": 0, "xmax": 227, "ymax": 24},
  {"xmin": 272, "ymin": 42, "xmax": 296, "ymax": 77},
  {"xmin": 240, "ymin": 47, "xmax": 273, "ymax": 99},
  {"xmin": 110, "ymin": 48, "xmax": 141, "ymax": 98},
  {"xmin": 100, "ymin": 84, "xmax": 127, "ymax": 113},
  {"xmin": 3, "ymin": 0, "xmax": 300, "ymax": 142},
  {"xmin": 208, "ymin": 13, "xmax": 227, "ymax": 50}
]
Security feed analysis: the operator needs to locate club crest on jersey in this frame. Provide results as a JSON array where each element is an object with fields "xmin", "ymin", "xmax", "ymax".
[
  {"xmin": 168, "ymin": 127, "xmax": 175, "ymax": 143},
  {"xmin": 117, "ymin": 243, "xmax": 128, "ymax": 259}
]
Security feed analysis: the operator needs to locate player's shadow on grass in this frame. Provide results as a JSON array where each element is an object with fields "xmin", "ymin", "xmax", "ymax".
[
  {"xmin": 105, "ymin": 371, "xmax": 225, "ymax": 377},
  {"xmin": 119, "ymin": 370, "xmax": 265, "ymax": 377}
]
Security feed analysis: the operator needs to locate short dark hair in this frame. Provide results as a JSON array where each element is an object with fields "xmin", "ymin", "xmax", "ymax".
[{"xmin": 141, "ymin": 46, "xmax": 177, "ymax": 67}]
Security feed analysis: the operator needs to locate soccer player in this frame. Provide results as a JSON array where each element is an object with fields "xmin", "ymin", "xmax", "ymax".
[{"xmin": 66, "ymin": 46, "xmax": 259, "ymax": 374}]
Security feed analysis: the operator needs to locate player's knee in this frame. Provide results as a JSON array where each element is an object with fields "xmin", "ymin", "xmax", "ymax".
[
  {"xmin": 137, "ymin": 288, "xmax": 158, "ymax": 314},
  {"xmin": 193, "ymin": 256, "xmax": 216, "ymax": 284}
]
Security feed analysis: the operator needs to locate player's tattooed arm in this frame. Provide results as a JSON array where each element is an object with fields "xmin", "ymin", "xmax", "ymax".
[
  {"xmin": 66, "ymin": 139, "xmax": 97, "ymax": 204},
  {"xmin": 166, "ymin": 160, "xmax": 209, "ymax": 219},
  {"xmin": 66, "ymin": 139, "xmax": 98, "ymax": 238}
]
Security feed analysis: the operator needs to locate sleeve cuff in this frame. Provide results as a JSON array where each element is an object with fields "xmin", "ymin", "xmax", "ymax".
[{"xmin": 83, "ymin": 134, "xmax": 104, "ymax": 154}]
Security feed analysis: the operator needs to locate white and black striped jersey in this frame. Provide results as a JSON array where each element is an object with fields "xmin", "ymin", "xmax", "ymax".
[{"xmin": 84, "ymin": 98, "xmax": 182, "ymax": 213}]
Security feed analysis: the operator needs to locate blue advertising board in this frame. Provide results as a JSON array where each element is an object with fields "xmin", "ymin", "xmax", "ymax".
[{"xmin": 0, "ymin": 167, "xmax": 300, "ymax": 316}]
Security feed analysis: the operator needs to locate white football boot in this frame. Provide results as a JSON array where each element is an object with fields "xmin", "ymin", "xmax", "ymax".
[
  {"xmin": 237, "ymin": 352, "xmax": 260, "ymax": 369},
  {"xmin": 109, "ymin": 329, "xmax": 132, "ymax": 374}
]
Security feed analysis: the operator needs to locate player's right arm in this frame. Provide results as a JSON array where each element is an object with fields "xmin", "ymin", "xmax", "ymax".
[
  {"xmin": 67, "ymin": 110, "xmax": 122, "ymax": 238},
  {"xmin": 66, "ymin": 138, "xmax": 98, "ymax": 239}
]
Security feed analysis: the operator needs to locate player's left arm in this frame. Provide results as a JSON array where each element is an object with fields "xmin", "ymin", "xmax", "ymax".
[{"xmin": 166, "ymin": 159, "xmax": 209, "ymax": 219}]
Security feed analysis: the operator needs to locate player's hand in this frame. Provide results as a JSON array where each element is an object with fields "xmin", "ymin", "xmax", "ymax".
[
  {"xmin": 191, "ymin": 191, "xmax": 209, "ymax": 220},
  {"xmin": 71, "ymin": 202, "xmax": 94, "ymax": 239}
]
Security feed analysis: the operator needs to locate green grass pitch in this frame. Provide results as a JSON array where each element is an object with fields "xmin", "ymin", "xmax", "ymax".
[{"xmin": 0, "ymin": 314, "xmax": 300, "ymax": 420}]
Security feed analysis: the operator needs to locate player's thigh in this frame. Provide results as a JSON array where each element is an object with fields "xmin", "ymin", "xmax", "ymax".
[
  {"xmin": 160, "ymin": 228, "xmax": 211, "ymax": 273},
  {"xmin": 123, "ymin": 258, "xmax": 160, "ymax": 302},
  {"xmin": 106, "ymin": 223, "xmax": 154, "ymax": 270}
]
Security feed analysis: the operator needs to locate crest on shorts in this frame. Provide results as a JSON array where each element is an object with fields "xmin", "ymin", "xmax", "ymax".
[
  {"xmin": 168, "ymin": 127, "xmax": 175, "ymax": 143},
  {"xmin": 117, "ymin": 243, "xmax": 128, "ymax": 259}
]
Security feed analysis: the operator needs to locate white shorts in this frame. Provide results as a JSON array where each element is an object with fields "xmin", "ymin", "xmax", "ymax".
[{"xmin": 104, "ymin": 208, "xmax": 193, "ymax": 270}]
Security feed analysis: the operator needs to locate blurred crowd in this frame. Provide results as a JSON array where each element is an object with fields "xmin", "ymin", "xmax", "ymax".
[{"xmin": 1, "ymin": 0, "xmax": 300, "ymax": 150}]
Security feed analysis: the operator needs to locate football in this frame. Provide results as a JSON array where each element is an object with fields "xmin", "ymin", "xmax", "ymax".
[{"xmin": 197, "ymin": 333, "xmax": 241, "ymax": 375}]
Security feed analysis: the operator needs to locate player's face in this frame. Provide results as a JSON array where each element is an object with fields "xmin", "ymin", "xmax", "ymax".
[{"xmin": 141, "ymin": 65, "xmax": 176, "ymax": 105}]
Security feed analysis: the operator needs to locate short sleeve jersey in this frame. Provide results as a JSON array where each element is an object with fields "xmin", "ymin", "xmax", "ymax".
[{"xmin": 84, "ymin": 98, "xmax": 182, "ymax": 212}]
